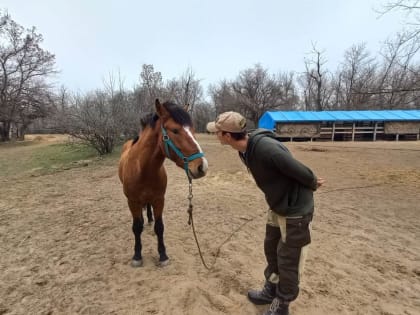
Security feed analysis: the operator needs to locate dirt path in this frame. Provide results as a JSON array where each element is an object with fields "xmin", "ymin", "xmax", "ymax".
[{"xmin": 1, "ymin": 135, "xmax": 419, "ymax": 315}]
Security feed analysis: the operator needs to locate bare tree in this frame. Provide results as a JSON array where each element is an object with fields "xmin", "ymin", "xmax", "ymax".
[
  {"xmin": 231, "ymin": 64, "xmax": 297, "ymax": 126},
  {"xmin": 16, "ymin": 80, "xmax": 53, "ymax": 139},
  {"xmin": 54, "ymin": 86, "xmax": 71, "ymax": 130},
  {"xmin": 374, "ymin": 34, "xmax": 420, "ymax": 108},
  {"xmin": 140, "ymin": 64, "xmax": 163, "ymax": 112},
  {"xmin": 338, "ymin": 43, "xmax": 377, "ymax": 109},
  {"xmin": 299, "ymin": 44, "xmax": 331, "ymax": 110},
  {"xmin": 165, "ymin": 67, "xmax": 203, "ymax": 114},
  {"xmin": 0, "ymin": 11, "xmax": 56, "ymax": 141},
  {"xmin": 278, "ymin": 72, "xmax": 299, "ymax": 110},
  {"xmin": 208, "ymin": 80, "xmax": 237, "ymax": 115},
  {"xmin": 380, "ymin": 0, "xmax": 420, "ymax": 56},
  {"xmin": 191, "ymin": 102, "xmax": 215, "ymax": 132},
  {"xmin": 342, "ymin": 37, "xmax": 420, "ymax": 109},
  {"xmin": 64, "ymin": 75, "xmax": 131, "ymax": 155},
  {"xmin": 329, "ymin": 71, "xmax": 344, "ymax": 109}
]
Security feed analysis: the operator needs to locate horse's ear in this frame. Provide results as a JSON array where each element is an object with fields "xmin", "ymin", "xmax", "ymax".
[
  {"xmin": 155, "ymin": 99, "xmax": 164, "ymax": 117},
  {"xmin": 184, "ymin": 103, "xmax": 190, "ymax": 112},
  {"xmin": 155, "ymin": 99, "xmax": 169, "ymax": 118}
]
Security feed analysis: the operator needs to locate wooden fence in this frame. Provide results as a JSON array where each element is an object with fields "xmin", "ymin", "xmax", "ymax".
[{"xmin": 275, "ymin": 122, "xmax": 420, "ymax": 141}]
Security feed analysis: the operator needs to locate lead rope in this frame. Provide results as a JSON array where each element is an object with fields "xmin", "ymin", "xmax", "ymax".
[{"xmin": 187, "ymin": 176, "xmax": 211, "ymax": 270}]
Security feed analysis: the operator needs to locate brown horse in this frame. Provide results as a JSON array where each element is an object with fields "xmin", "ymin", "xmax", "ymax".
[{"xmin": 118, "ymin": 99, "xmax": 208, "ymax": 267}]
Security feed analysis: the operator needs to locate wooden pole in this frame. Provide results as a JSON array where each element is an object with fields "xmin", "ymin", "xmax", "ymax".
[{"xmin": 373, "ymin": 122, "xmax": 378, "ymax": 141}]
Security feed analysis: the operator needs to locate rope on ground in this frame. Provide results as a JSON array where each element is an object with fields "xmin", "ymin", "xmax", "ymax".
[
  {"xmin": 298, "ymin": 144, "xmax": 420, "ymax": 152},
  {"xmin": 189, "ymin": 209, "xmax": 265, "ymax": 271},
  {"xmin": 316, "ymin": 183, "xmax": 385, "ymax": 195},
  {"xmin": 190, "ymin": 182, "xmax": 386, "ymax": 270}
]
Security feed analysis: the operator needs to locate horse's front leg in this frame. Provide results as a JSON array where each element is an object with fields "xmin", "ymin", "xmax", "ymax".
[
  {"xmin": 132, "ymin": 216, "xmax": 144, "ymax": 267},
  {"xmin": 153, "ymin": 199, "xmax": 169, "ymax": 266},
  {"xmin": 129, "ymin": 200, "xmax": 144, "ymax": 267}
]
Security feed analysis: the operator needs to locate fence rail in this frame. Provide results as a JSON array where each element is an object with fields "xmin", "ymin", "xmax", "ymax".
[{"xmin": 276, "ymin": 122, "xmax": 419, "ymax": 141}]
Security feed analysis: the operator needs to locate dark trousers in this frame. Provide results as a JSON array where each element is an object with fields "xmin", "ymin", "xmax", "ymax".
[{"xmin": 264, "ymin": 211, "xmax": 313, "ymax": 303}]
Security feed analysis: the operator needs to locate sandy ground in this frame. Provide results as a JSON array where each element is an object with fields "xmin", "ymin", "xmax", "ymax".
[{"xmin": 0, "ymin": 134, "xmax": 419, "ymax": 315}]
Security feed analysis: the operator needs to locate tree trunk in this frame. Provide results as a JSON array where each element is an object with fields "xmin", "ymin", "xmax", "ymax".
[
  {"xmin": 0, "ymin": 121, "xmax": 11, "ymax": 142},
  {"xmin": 17, "ymin": 125, "xmax": 27, "ymax": 141}
]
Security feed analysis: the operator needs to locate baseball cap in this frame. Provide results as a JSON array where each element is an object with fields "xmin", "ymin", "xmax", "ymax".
[{"xmin": 206, "ymin": 111, "xmax": 247, "ymax": 133}]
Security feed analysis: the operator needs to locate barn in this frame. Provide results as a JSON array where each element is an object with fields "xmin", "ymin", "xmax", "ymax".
[{"xmin": 258, "ymin": 110, "xmax": 420, "ymax": 141}]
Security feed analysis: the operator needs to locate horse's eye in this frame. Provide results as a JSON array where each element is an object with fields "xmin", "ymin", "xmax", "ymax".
[{"xmin": 172, "ymin": 129, "xmax": 179, "ymax": 134}]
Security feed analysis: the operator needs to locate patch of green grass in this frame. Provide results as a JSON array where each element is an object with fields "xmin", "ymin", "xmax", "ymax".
[
  {"xmin": 0, "ymin": 140, "xmax": 38, "ymax": 148},
  {"xmin": 31, "ymin": 143, "xmax": 97, "ymax": 169},
  {"xmin": 0, "ymin": 138, "xmax": 127, "ymax": 178},
  {"xmin": 0, "ymin": 142, "xmax": 99, "ymax": 178}
]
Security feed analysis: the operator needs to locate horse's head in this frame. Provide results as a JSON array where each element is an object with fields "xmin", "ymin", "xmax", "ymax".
[{"xmin": 155, "ymin": 99, "xmax": 208, "ymax": 179}]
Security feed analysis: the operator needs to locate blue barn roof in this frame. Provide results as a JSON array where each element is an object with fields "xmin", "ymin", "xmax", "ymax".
[{"xmin": 258, "ymin": 110, "xmax": 420, "ymax": 130}]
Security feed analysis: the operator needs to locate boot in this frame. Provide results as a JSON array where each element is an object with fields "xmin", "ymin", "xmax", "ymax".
[
  {"xmin": 247, "ymin": 280, "xmax": 276, "ymax": 305},
  {"xmin": 263, "ymin": 298, "xmax": 289, "ymax": 315}
]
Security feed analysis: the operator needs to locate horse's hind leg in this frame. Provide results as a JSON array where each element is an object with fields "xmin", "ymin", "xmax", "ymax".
[
  {"xmin": 152, "ymin": 199, "xmax": 169, "ymax": 266},
  {"xmin": 129, "ymin": 200, "xmax": 144, "ymax": 267},
  {"xmin": 146, "ymin": 204, "xmax": 153, "ymax": 224}
]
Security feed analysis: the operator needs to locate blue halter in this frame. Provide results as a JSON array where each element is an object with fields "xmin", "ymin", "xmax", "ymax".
[{"xmin": 161, "ymin": 126, "xmax": 205, "ymax": 177}]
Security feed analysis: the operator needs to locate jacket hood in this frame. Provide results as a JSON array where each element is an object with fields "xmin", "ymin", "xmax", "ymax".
[
  {"xmin": 247, "ymin": 128, "xmax": 277, "ymax": 156},
  {"xmin": 249, "ymin": 128, "xmax": 275, "ymax": 139}
]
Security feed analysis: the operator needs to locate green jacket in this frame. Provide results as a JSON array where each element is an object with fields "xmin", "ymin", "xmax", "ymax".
[{"xmin": 240, "ymin": 129, "xmax": 318, "ymax": 216}]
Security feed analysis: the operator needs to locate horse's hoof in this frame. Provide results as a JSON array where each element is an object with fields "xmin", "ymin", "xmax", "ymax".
[
  {"xmin": 131, "ymin": 259, "xmax": 143, "ymax": 267},
  {"xmin": 158, "ymin": 259, "xmax": 170, "ymax": 267}
]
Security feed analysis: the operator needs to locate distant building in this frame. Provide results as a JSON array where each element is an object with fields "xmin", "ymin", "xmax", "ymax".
[{"xmin": 258, "ymin": 110, "xmax": 420, "ymax": 141}]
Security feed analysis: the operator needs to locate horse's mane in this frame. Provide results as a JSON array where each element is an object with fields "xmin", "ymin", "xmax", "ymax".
[
  {"xmin": 142, "ymin": 101, "xmax": 192, "ymax": 129},
  {"xmin": 162, "ymin": 101, "xmax": 192, "ymax": 127},
  {"xmin": 140, "ymin": 112, "xmax": 156, "ymax": 129}
]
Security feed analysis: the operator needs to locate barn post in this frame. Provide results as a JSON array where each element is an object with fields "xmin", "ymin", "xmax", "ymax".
[
  {"xmin": 331, "ymin": 123, "xmax": 335, "ymax": 141},
  {"xmin": 352, "ymin": 122, "xmax": 355, "ymax": 141},
  {"xmin": 373, "ymin": 122, "xmax": 378, "ymax": 141}
]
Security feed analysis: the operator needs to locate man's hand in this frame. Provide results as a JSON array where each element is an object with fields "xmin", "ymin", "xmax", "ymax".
[{"xmin": 317, "ymin": 177, "xmax": 326, "ymax": 189}]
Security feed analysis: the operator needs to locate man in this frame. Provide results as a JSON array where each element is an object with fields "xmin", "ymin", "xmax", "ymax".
[{"xmin": 207, "ymin": 112, "xmax": 325, "ymax": 315}]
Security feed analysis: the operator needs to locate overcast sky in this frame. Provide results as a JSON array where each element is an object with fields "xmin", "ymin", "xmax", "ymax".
[{"xmin": 1, "ymin": 0, "xmax": 407, "ymax": 95}]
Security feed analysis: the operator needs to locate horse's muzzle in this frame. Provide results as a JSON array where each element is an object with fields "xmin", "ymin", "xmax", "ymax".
[{"xmin": 188, "ymin": 158, "xmax": 208, "ymax": 179}]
